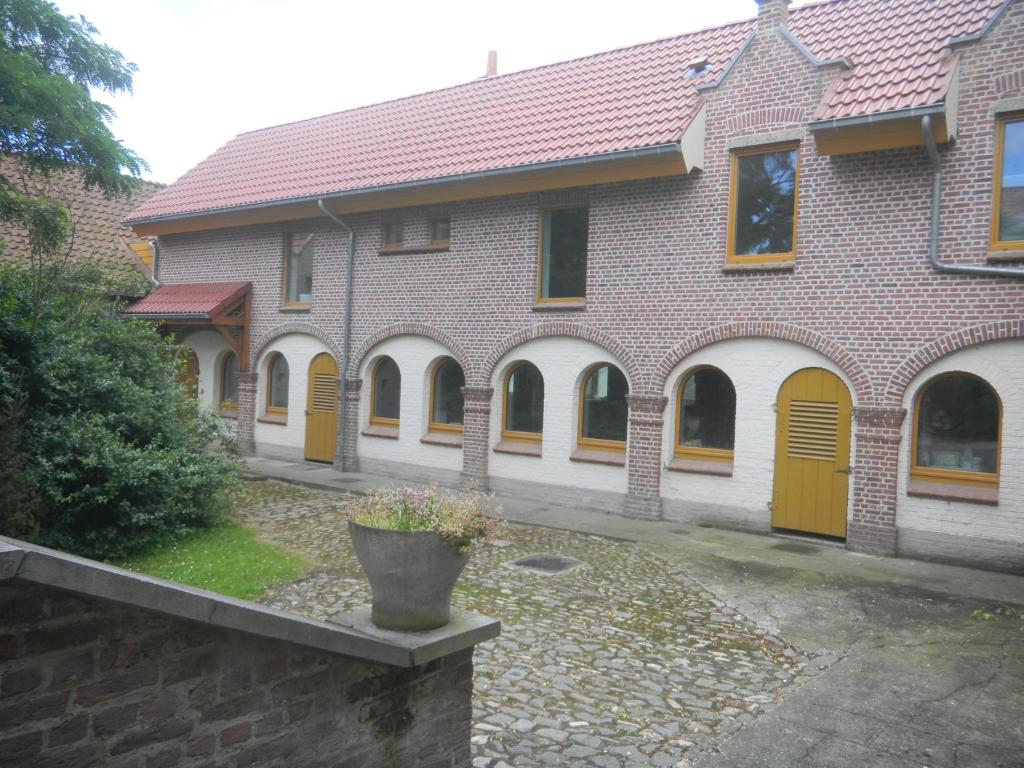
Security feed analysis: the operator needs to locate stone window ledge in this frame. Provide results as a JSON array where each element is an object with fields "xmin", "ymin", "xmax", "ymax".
[
  {"xmin": 570, "ymin": 449, "xmax": 625, "ymax": 467},
  {"xmin": 421, "ymin": 432, "xmax": 463, "ymax": 448},
  {"xmin": 531, "ymin": 301, "xmax": 586, "ymax": 313},
  {"xmin": 279, "ymin": 304, "xmax": 312, "ymax": 313},
  {"xmin": 721, "ymin": 260, "xmax": 795, "ymax": 274},
  {"xmin": 220, "ymin": 410, "xmax": 239, "ymax": 420},
  {"xmin": 362, "ymin": 424, "xmax": 399, "ymax": 439},
  {"xmin": 988, "ymin": 250, "xmax": 1024, "ymax": 263},
  {"xmin": 907, "ymin": 479, "xmax": 998, "ymax": 506},
  {"xmin": 666, "ymin": 457, "xmax": 733, "ymax": 477},
  {"xmin": 257, "ymin": 413, "xmax": 287, "ymax": 425},
  {"xmin": 378, "ymin": 244, "xmax": 450, "ymax": 256},
  {"xmin": 493, "ymin": 441, "xmax": 541, "ymax": 457}
]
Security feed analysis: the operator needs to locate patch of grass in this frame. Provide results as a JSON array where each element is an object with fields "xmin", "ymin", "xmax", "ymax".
[{"xmin": 115, "ymin": 524, "xmax": 308, "ymax": 600}]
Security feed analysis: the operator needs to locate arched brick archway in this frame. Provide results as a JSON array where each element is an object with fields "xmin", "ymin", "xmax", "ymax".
[
  {"xmin": 884, "ymin": 320, "xmax": 1024, "ymax": 407},
  {"xmin": 483, "ymin": 322, "xmax": 640, "ymax": 390},
  {"xmin": 251, "ymin": 322, "xmax": 343, "ymax": 366},
  {"xmin": 351, "ymin": 323, "xmax": 473, "ymax": 381},
  {"xmin": 653, "ymin": 321, "xmax": 874, "ymax": 404}
]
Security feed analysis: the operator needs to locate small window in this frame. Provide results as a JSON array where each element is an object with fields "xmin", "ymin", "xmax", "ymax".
[
  {"xmin": 220, "ymin": 352, "xmax": 239, "ymax": 411},
  {"xmin": 676, "ymin": 367, "xmax": 736, "ymax": 463},
  {"xmin": 430, "ymin": 217, "xmax": 451, "ymax": 245},
  {"xmin": 728, "ymin": 145, "xmax": 799, "ymax": 263},
  {"xmin": 430, "ymin": 357, "xmax": 465, "ymax": 434},
  {"xmin": 267, "ymin": 353, "xmax": 289, "ymax": 414},
  {"xmin": 371, "ymin": 356, "xmax": 401, "ymax": 425},
  {"xmin": 539, "ymin": 207, "xmax": 588, "ymax": 301},
  {"xmin": 284, "ymin": 233, "xmax": 314, "ymax": 305},
  {"xmin": 503, "ymin": 362, "xmax": 544, "ymax": 443},
  {"xmin": 579, "ymin": 364, "xmax": 629, "ymax": 452},
  {"xmin": 383, "ymin": 221, "xmax": 403, "ymax": 249},
  {"xmin": 912, "ymin": 373, "xmax": 1000, "ymax": 488},
  {"xmin": 993, "ymin": 114, "xmax": 1024, "ymax": 250}
]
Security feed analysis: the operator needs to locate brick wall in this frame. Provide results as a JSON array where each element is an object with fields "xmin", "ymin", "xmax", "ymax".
[{"xmin": 0, "ymin": 582, "xmax": 473, "ymax": 768}]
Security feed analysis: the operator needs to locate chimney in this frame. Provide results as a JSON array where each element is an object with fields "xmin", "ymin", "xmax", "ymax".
[
  {"xmin": 755, "ymin": 0, "xmax": 789, "ymax": 27},
  {"xmin": 486, "ymin": 50, "xmax": 498, "ymax": 77}
]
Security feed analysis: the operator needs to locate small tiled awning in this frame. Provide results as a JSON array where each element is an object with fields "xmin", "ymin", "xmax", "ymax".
[{"xmin": 121, "ymin": 281, "xmax": 251, "ymax": 319}]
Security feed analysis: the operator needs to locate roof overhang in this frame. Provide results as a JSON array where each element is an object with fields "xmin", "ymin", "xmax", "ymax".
[{"xmin": 126, "ymin": 143, "xmax": 693, "ymax": 236}]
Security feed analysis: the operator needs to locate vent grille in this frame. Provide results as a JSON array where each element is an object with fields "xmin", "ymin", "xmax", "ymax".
[
  {"xmin": 787, "ymin": 400, "xmax": 838, "ymax": 461},
  {"xmin": 312, "ymin": 374, "xmax": 337, "ymax": 413}
]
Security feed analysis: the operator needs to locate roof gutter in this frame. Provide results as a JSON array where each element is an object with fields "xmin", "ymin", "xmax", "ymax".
[
  {"xmin": 921, "ymin": 115, "xmax": 1022, "ymax": 278},
  {"xmin": 316, "ymin": 199, "xmax": 356, "ymax": 469},
  {"xmin": 809, "ymin": 104, "xmax": 946, "ymax": 133},
  {"xmin": 125, "ymin": 143, "xmax": 684, "ymax": 227}
]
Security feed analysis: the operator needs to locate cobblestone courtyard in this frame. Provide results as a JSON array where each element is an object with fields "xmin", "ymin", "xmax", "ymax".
[{"xmin": 236, "ymin": 480, "xmax": 819, "ymax": 767}]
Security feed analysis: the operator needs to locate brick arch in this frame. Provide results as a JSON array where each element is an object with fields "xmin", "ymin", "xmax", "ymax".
[
  {"xmin": 351, "ymin": 322, "xmax": 473, "ymax": 380},
  {"xmin": 483, "ymin": 322, "xmax": 640, "ymax": 389},
  {"xmin": 653, "ymin": 321, "xmax": 874, "ymax": 404},
  {"xmin": 884, "ymin": 320, "xmax": 1024, "ymax": 407},
  {"xmin": 251, "ymin": 322, "xmax": 342, "ymax": 366}
]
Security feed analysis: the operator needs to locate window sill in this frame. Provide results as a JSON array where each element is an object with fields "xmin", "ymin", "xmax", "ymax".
[
  {"xmin": 421, "ymin": 432, "xmax": 463, "ymax": 448},
  {"xmin": 493, "ymin": 441, "xmax": 541, "ymax": 457},
  {"xmin": 988, "ymin": 249, "xmax": 1024, "ymax": 263},
  {"xmin": 378, "ymin": 244, "xmax": 450, "ymax": 256},
  {"xmin": 570, "ymin": 449, "xmax": 625, "ymax": 467},
  {"xmin": 666, "ymin": 457, "xmax": 733, "ymax": 477},
  {"xmin": 532, "ymin": 300, "xmax": 586, "ymax": 313},
  {"xmin": 219, "ymin": 410, "xmax": 239, "ymax": 420},
  {"xmin": 907, "ymin": 479, "xmax": 998, "ymax": 506},
  {"xmin": 258, "ymin": 413, "xmax": 287, "ymax": 425},
  {"xmin": 722, "ymin": 260, "xmax": 795, "ymax": 273},
  {"xmin": 279, "ymin": 304, "xmax": 312, "ymax": 313},
  {"xmin": 362, "ymin": 424, "xmax": 399, "ymax": 439}
]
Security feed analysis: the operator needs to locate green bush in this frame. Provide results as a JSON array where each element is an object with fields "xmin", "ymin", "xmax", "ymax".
[{"xmin": 0, "ymin": 264, "xmax": 239, "ymax": 559}]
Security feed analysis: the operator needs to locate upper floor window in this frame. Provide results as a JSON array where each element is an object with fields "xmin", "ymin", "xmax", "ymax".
[
  {"xmin": 503, "ymin": 362, "xmax": 544, "ymax": 443},
  {"xmin": 912, "ymin": 373, "xmax": 1000, "ymax": 488},
  {"xmin": 266, "ymin": 353, "xmax": 289, "ymax": 414},
  {"xmin": 220, "ymin": 352, "xmax": 239, "ymax": 411},
  {"xmin": 284, "ymin": 233, "xmax": 314, "ymax": 306},
  {"xmin": 993, "ymin": 114, "xmax": 1024, "ymax": 250},
  {"xmin": 371, "ymin": 356, "xmax": 401, "ymax": 425},
  {"xmin": 539, "ymin": 207, "xmax": 588, "ymax": 302},
  {"xmin": 383, "ymin": 221, "xmax": 403, "ymax": 249},
  {"xmin": 676, "ymin": 367, "xmax": 736, "ymax": 464},
  {"xmin": 728, "ymin": 145, "xmax": 798, "ymax": 263},
  {"xmin": 430, "ymin": 357, "xmax": 465, "ymax": 434},
  {"xmin": 578, "ymin": 364, "xmax": 629, "ymax": 452},
  {"xmin": 430, "ymin": 217, "xmax": 451, "ymax": 246}
]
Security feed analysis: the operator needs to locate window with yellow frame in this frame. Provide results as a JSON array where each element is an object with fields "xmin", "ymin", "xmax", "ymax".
[
  {"xmin": 266, "ymin": 353, "xmax": 289, "ymax": 416},
  {"xmin": 429, "ymin": 357, "xmax": 465, "ymax": 434},
  {"xmin": 502, "ymin": 361, "xmax": 543, "ymax": 444},
  {"xmin": 283, "ymin": 233, "xmax": 314, "ymax": 307},
  {"xmin": 675, "ymin": 366, "xmax": 736, "ymax": 464},
  {"xmin": 578, "ymin": 364, "xmax": 628, "ymax": 453},
  {"xmin": 911, "ymin": 372, "xmax": 1000, "ymax": 490},
  {"xmin": 727, "ymin": 144, "xmax": 799, "ymax": 264},
  {"xmin": 220, "ymin": 352, "xmax": 239, "ymax": 412},
  {"xmin": 370, "ymin": 356, "xmax": 401, "ymax": 426},
  {"xmin": 537, "ymin": 207, "xmax": 588, "ymax": 302},
  {"xmin": 992, "ymin": 112, "xmax": 1024, "ymax": 252}
]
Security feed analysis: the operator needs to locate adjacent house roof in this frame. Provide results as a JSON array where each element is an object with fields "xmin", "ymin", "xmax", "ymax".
[
  {"xmin": 120, "ymin": 281, "xmax": 251, "ymax": 319},
  {"xmin": 0, "ymin": 155, "xmax": 164, "ymax": 280},
  {"xmin": 126, "ymin": 0, "xmax": 1007, "ymax": 225}
]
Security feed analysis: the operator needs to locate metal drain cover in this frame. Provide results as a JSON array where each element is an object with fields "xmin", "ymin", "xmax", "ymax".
[{"xmin": 509, "ymin": 554, "xmax": 583, "ymax": 574}]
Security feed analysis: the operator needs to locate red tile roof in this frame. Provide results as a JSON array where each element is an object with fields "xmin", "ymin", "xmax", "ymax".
[
  {"xmin": 126, "ymin": 0, "xmax": 1006, "ymax": 224},
  {"xmin": 121, "ymin": 281, "xmax": 250, "ymax": 318}
]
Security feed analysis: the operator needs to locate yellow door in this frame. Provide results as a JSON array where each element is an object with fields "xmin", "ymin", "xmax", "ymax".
[
  {"xmin": 772, "ymin": 368, "xmax": 852, "ymax": 539},
  {"xmin": 304, "ymin": 353, "xmax": 339, "ymax": 463}
]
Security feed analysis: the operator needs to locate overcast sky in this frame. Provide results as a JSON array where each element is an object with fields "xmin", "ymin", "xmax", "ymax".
[{"xmin": 56, "ymin": 0, "xmax": 773, "ymax": 184}]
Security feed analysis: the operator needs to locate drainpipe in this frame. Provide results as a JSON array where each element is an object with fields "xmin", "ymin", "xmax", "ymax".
[
  {"xmin": 921, "ymin": 115, "xmax": 1023, "ymax": 277},
  {"xmin": 317, "ymin": 199, "xmax": 355, "ymax": 468}
]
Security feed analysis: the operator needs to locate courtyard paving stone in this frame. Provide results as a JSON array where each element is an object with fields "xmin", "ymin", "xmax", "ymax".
[{"xmin": 234, "ymin": 480, "xmax": 817, "ymax": 767}]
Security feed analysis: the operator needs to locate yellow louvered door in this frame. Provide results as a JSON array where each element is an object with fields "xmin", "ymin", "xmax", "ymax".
[
  {"xmin": 772, "ymin": 368, "xmax": 852, "ymax": 539},
  {"xmin": 304, "ymin": 353, "xmax": 339, "ymax": 463}
]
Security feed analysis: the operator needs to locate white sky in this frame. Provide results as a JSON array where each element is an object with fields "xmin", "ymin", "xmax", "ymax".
[{"xmin": 56, "ymin": 0, "xmax": 771, "ymax": 184}]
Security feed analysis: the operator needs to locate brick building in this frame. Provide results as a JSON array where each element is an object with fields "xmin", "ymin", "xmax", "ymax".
[{"xmin": 124, "ymin": 0, "xmax": 1024, "ymax": 571}]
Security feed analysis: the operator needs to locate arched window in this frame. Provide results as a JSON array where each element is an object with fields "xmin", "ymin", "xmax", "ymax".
[
  {"xmin": 430, "ymin": 357, "xmax": 465, "ymax": 434},
  {"xmin": 676, "ymin": 367, "xmax": 736, "ymax": 463},
  {"xmin": 267, "ymin": 353, "xmax": 289, "ymax": 414},
  {"xmin": 220, "ymin": 352, "xmax": 239, "ymax": 411},
  {"xmin": 502, "ymin": 362, "xmax": 544, "ymax": 444},
  {"xmin": 578, "ymin": 364, "xmax": 628, "ymax": 451},
  {"xmin": 371, "ymin": 356, "xmax": 401, "ymax": 425},
  {"xmin": 913, "ymin": 373, "xmax": 1000, "ymax": 487}
]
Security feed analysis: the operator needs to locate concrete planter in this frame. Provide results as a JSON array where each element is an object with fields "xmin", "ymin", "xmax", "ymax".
[{"xmin": 348, "ymin": 521, "xmax": 470, "ymax": 631}]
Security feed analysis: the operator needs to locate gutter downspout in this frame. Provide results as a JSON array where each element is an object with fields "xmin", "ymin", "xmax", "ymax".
[
  {"xmin": 317, "ymin": 199, "xmax": 355, "ymax": 469},
  {"xmin": 921, "ymin": 115, "xmax": 1023, "ymax": 277}
]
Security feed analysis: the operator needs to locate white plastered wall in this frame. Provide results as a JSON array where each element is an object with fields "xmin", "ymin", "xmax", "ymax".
[
  {"xmin": 488, "ymin": 337, "xmax": 628, "ymax": 501},
  {"xmin": 660, "ymin": 338, "xmax": 856, "ymax": 532},
  {"xmin": 357, "ymin": 335, "xmax": 464, "ymax": 477},
  {"xmin": 896, "ymin": 340, "xmax": 1024, "ymax": 570},
  {"xmin": 182, "ymin": 330, "xmax": 232, "ymax": 412},
  {"xmin": 253, "ymin": 333, "xmax": 335, "ymax": 461}
]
